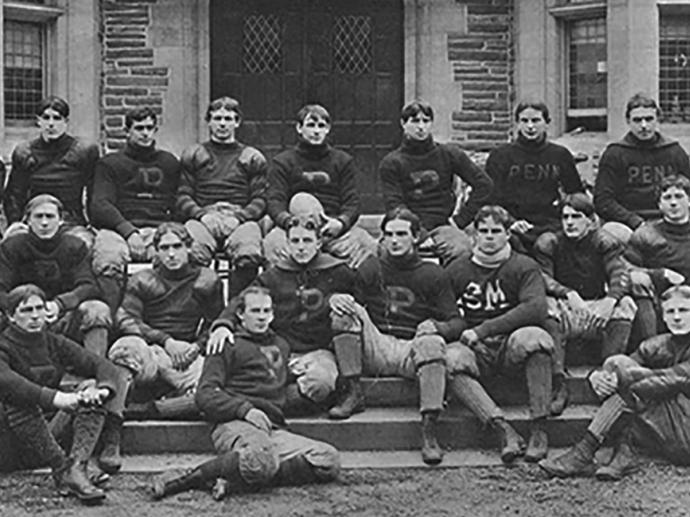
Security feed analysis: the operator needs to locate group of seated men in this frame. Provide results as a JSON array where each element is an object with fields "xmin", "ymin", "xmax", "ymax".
[{"xmin": 0, "ymin": 90, "xmax": 690, "ymax": 504}]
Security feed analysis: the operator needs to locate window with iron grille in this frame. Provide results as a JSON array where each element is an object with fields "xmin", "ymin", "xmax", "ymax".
[
  {"xmin": 333, "ymin": 15, "xmax": 372, "ymax": 75},
  {"xmin": 243, "ymin": 14, "xmax": 282, "ymax": 74},
  {"xmin": 659, "ymin": 12, "xmax": 690, "ymax": 122},
  {"xmin": 567, "ymin": 17, "xmax": 607, "ymax": 131},
  {"xmin": 4, "ymin": 20, "xmax": 44, "ymax": 122}
]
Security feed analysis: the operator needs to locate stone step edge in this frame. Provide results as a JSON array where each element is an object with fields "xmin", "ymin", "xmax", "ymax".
[{"xmin": 124, "ymin": 403, "xmax": 598, "ymax": 429}]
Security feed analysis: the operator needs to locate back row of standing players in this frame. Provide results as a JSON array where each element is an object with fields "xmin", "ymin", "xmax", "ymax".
[{"xmin": 2, "ymin": 91, "xmax": 690, "ymax": 483}]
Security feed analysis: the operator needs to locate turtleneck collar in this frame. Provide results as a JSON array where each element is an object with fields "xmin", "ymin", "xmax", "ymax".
[
  {"xmin": 381, "ymin": 249, "xmax": 423, "ymax": 270},
  {"xmin": 27, "ymin": 226, "xmax": 66, "ymax": 251},
  {"xmin": 515, "ymin": 132, "xmax": 548, "ymax": 152},
  {"xmin": 296, "ymin": 138, "xmax": 330, "ymax": 159},
  {"xmin": 124, "ymin": 140, "xmax": 157, "ymax": 161},
  {"xmin": 5, "ymin": 323, "xmax": 46, "ymax": 348},
  {"xmin": 37, "ymin": 132, "xmax": 72, "ymax": 150},
  {"xmin": 276, "ymin": 252, "xmax": 345, "ymax": 272},
  {"xmin": 401, "ymin": 136, "xmax": 435, "ymax": 155},
  {"xmin": 471, "ymin": 243, "xmax": 512, "ymax": 269},
  {"xmin": 624, "ymin": 131, "xmax": 661, "ymax": 149},
  {"xmin": 155, "ymin": 262, "xmax": 198, "ymax": 281},
  {"xmin": 234, "ymin": 326, "xmax": 277, "ymax": 345},
  {"xmin": 661, "ymin": 218, "xmax": 690, "ymax": 233},
  {"xmin": 208, "ymin": 139, "xmax": 240, "ymax": 152}
]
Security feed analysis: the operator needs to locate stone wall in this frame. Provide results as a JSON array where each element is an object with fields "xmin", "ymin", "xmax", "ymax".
[
  {"xmin": 101, "ymin": 0, "xmax": 170, "ymax": 151},
  {"xmin": 450, "ymin": 0, "xmax": 513, "ymax": 150}
]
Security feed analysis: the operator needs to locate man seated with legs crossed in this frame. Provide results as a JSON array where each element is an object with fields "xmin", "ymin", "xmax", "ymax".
[
  {"xmin": 0, "ymin": 284, "xmax": 128, "ymax": 504},
  {"xmin": 540, "ymin": 285, "xmax": 690, "ymax": 481},
  {"xmin": 445, "ymin": 205, "xmax": 555, "ymax": 463},
  {"xmin": 329, "ymin": 208, "xmax": 465, "ymax": 465},
  {"xmin": 152, "ymin": 286, "xmax": 340, "ymax": 500},
  {"xmin": 108, "ymin": 223, "xmax": 224, "ymax": 418},
  {"xmin": 208, "ymin": 215, "xmax": 358, "ymax": 414},
  {"xmin": 534, "ymin": 193, "xmax": 637, "ymax": 414},
  {"xmin": 179, "ymin": 96, "xmax": 268, "ymax": 298}
]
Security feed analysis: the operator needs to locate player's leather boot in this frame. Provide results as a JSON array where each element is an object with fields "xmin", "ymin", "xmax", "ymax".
[
  {"xmin": 539, "ymin": 432, "xmax": 597, "ymax": 478},
  {"xmin": 525, "ymin": 419, "xmax": 549, "ymax": 462},
  {"xmin": 421, "ymin": 411, "xmax": 443, "ymax": 465},
  {"xmin": 328, "ymin": 377, "xmax": 365, "ymax": 420},
  {"xmin": 97, "ymin": 413, "xmax": 123, "ymax": 474},
  {"xmin": 151, "ymin": 468, "xmax": 205, "ymax": 500},
  {"xmin": 54, "ymin": 457, "xmax": 106, "ymax": 504},
  {"xmin": 595, "ymin": 435, "xmax": 641, "ymax": 481},
  {"xmin": 493, "ymin": 418, "xmax": 525, "ymax": 464}
]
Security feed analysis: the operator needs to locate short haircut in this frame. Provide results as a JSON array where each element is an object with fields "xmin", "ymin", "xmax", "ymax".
[
  {"xmin": 661, "ymin": 285, "xmax": 690, "ymax": 304},
  {"xmin": 514, "ymin": 99, "xmax": 550, "ymax": 123},
  {"xmin": 286, "ymin": 214, "xmax": 323, "ymax": 239},
  {"xmin": 234, "ymin": 285, "xmax": 272, "ymax": 316},
  {"xmin": 400, "ymin": 100, "xmax": 434, "ymax": 123},
  {"xmin": 152, "ymin": 222, "xmax": 193, "ymax": 249},
  {"xmin": 36, "ymin": 96, "xmax": 70, "ymax": 119},
  {"xmin": 625, "ymin": 93, "xmax": 660, "ymax": 119},
  {"xmin": 473, "ymin": 205, "xmax": 513, "ymax": 230},
  {"xmin": 657, "ymin": 174, "xmax": 690, "ymax": 201},
  {"xmin": 6, "ymin": 284, "xmax": 46, "ymax": 315},
  {"xmin": 296, "ymin": 104, "xmax": 331, "ymax": 125},
  {"xmin": 23, "ymin": 194, "xmax": 63, "ymax": 221},
  {"xmin": 125, "ymin": 107, "xmax": 158, "ymax": 130},
  {"xmin": 206, "ymin": 96, "xmax": 242, "ymax": 122},
  {"xmin": 559, "ymin": 193, "xmax": 595, "ymax": 218},
  {"xmin": 381, "ymin": 207, "xmax": 422, "ymax": 238}
]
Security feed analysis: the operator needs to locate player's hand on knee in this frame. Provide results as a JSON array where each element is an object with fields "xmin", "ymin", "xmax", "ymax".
[
  {"xmin": 589, "ymin": 370, "xmax": 618, "ymax": 398},
  {"xmin": 127, "ymin": 231, "xmax": 147, "ymax": 258},
  {"xmin": 591, "ymin": 297, "xmax": 616, "ymax": 329},
  {"xmin": 165, "ymin": 338, "xmax": 195, "ymax": 370},
  {"xmin": 460, "ymin": 329, "xmax": 480, "ymax": 348},
  {"xmin": 207, "ymin": 327, "xmax": 234, "ymax": 355},
  {"xmin": 245, "ymin": 408, "xmax": 272, "ymax": 433},
  {"xmin": 53, "ymin": 391, "xmax": 82, "ymax": 411},
  {"xmin": 329, "ymin": 293, "xmax": 358, "ymax": 317}
]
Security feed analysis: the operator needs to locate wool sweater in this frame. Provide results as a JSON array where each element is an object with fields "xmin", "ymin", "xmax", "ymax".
[
  {"xmin": 485, "ymin": 134, "xmax": 583, "ymax": 234},
  {"xmin": 90, "ymin": 142, "xmax": 181, "ymax": 238},
  {"xmin": 0, "ymin": 324, "xmax": 120, "ymax": 410},
  {"xmin": 195, "ymin": 328, "xmax": 290, "ymax": 425},
  {"xmin": 446, "ymin": 251, "xmax": 547, "ymax": 339},
  {"xmin": 624, "ymin": 219, "xmax": 690, "ymax": 285},
  {"xmin": 594, "ymin": 132, "xmax": 690, "ymax": 229},
  {"xmin": 212, "ymin": 253, "xmax": 356, "ymax": 353},
  {"xmin": 116, "ymin": 263, "xmax": 223, "ymax": 346},
  {"xmin": 177, "ymin": 140, "xmax": 267, "ymax": 222},
  {"xmin": 267, "ymin": 140, "xmax": 360, "ymax": 232},
  {"xmin": 533, "ymin": 228, "xmax": 629, "ymax": 300},
  {"xmin": 6, "ymin": 134, "xmax": 99, "ymax": 225},
  {"xmin": 379, "ymin": 137, "xmax": 493, "ymax": 230},
  {"xmin": 354, "ymin": 252, "xmax": 464, "ymax": 341},
  {"xmin": 0, "ymin": 228, "xmax": 99, "ymax": 313}
]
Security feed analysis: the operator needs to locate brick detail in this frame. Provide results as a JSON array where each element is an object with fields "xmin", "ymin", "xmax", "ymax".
[
  {"xmin": 451, "ymin": 0, "xmax": 514, "ymax": 151},
  {"xmin": 101, "ymin": 0, "xmax": 169, "ymax": 152}
]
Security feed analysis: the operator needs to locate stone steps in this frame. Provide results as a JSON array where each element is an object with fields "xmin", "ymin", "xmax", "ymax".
[{"xmin": 121, "ymin": 404, "xmax": 596, "ymax": 454}]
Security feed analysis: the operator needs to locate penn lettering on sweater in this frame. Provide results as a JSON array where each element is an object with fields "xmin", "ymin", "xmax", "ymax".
[
  {"xmin": 195, "ymin": 328, "xmax": 290, "ymax": 426},
  {"xmin": 212, "ymin": 253, "xmax": 356, "ymax": 353},
  {"xmin": 0, "ymin": 324, "xmax": 120, "ymax": 410},
  {"xmin": 625, "ymin": 219, "xmax": 690, "ymax": 285},
  {"xmin": 116, "ymin": 263, "xmax": 224, "ymax": 347},
  {"xmin": 90, "ymin": 142, "xmax": 181, "ymax": 237},
  {"xmin": 594, "ymin": 132, "xmax": 690, "ymax": 228},
  {"xmin": 0, "ymin": 228, "xmax": 99, "ymax": 312},
  {"xmin": 6, "ymin": 134, "xmax": 99, "ymax": 225},
  {"xmin": 446, "ymin": 251, "xmax": 547, "ymax": 339},
  {"xmin": 267, "ymin": 140, "xmax": 360, "ymax": 231},
  {"xmin": 485, "ymin": 135, "xmax": 583, "ymax": 233},
  {"xmin": 533, "ymin": 228, "xmax": 629, "ymax": 300},
  {"xmin": 177, "ymin": 140, "xmax": 267, "ymax": 222},
  {"xmin": 354, "ymin": 252, "xmax": 464, "ymax": 341},
  {"xmin": 379, "ymin": 137, "xmax": 493, "ymax": 230}
]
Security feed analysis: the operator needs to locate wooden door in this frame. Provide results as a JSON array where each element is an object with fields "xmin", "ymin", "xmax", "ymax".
[{"xmin": 210, "ymin": 0, "xmax": 404, "ymax": 213}]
